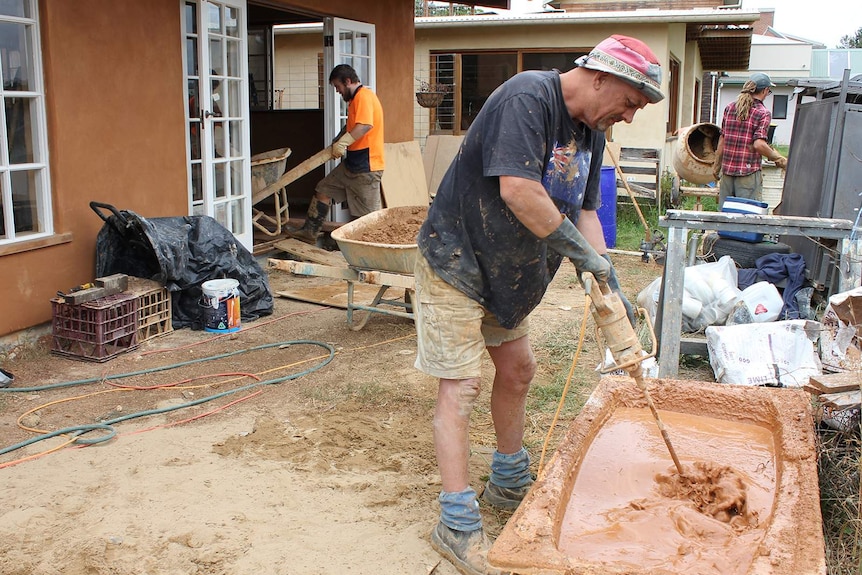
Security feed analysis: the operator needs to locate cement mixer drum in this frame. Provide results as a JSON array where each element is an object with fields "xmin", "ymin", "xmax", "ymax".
[{"xmin": 673, "ymin": 123, "xmax": 721, "ymax": 185}]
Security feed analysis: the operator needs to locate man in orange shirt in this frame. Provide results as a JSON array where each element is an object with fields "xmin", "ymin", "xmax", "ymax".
[{"xmin": 288, "ymin": 64, "xmax": 385, "ymax": 244}]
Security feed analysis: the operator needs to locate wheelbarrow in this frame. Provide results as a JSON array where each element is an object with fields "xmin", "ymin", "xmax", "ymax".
[
  {"xmin": 251, "ymin": 145, "xmax": 336, "ymax": 237},
  {"xmin": 250, "ymin": 147, "xmax": 292, "ymax": 237}
]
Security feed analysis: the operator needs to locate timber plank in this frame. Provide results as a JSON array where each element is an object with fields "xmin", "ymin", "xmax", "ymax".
[
  {"xmin": 820, "ymin": 390, "xmax": 861, "ymax": 411},
  {"xmin": 273, "ymin": 239, "xmax": 348, "ymax": 267},
  {"xmin": 807, "ymin": 371, "xmax": 862, "ymax": 395}
]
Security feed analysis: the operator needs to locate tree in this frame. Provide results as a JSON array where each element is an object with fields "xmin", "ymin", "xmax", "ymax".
[
  {"xmin": 837, "ymin": 26, "xmax": 862, "ymax": 48},
  {"xmin": 414, "ymin": 1, "xmax": 484, "ymax": 17}
]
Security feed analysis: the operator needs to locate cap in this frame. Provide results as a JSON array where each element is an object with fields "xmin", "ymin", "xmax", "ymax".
[
  {"xmin": 750, "ymin": 72, "xmax": 775, "ymax": 91},
  {"xmin": 574, "ymin": 35, "xmax": 664, "ymax": 103}
]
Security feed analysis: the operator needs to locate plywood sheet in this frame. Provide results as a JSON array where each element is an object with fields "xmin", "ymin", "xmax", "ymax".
[
  {"xmin": 273, "ymin": 239, "xmax": 348, "ymax": 267},
  {"xmin": 422, "ymin": 135, "xmax": 463, "ymax": 198},
  {"xmin": 381, "ymin": 141, "xmax": 429, "ymax": 208},
  {"xmin": 276, "ymin": 282, "xmax": 394, "ymax": 309}
]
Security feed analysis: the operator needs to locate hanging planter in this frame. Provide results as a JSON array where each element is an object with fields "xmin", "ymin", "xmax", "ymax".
[
  {"xmin": 416, "ymin": 91, "xmax": 446, "ymax": 108},
  {"xmin": 415, "ymin": 79, "xmax": 452, "ymax": 109}
]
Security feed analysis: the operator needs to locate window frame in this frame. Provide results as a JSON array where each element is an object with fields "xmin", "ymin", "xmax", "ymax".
[
  {"xmin": 0, "ymin": 0, "xmax": 52, "ymax": 248},
  {"xmin": 666, "ymin": 56, "xmax": 680, "ymax": 136},
  {"xmin": 772, "ymin": 93, "xmax": 788, "ymax": 120}
]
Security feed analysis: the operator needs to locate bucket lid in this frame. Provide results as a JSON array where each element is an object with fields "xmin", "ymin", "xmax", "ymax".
[{"xmin": 201, "ymin": 278, "xmax": 240, "ymax": 295}]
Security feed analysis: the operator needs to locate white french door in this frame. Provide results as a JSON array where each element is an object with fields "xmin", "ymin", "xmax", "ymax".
[
  {"xmin": 181, "ymin": 0, "xmax": 252, "ymax": 250},
  {"xmin": 323, "ymin": 17, "xmax": 376, "ymax": 222}
]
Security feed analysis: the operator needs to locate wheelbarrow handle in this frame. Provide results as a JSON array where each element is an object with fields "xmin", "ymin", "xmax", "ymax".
[{"xmin": 90, "ymin": 201, "xmax": 128, "ymax": 225}]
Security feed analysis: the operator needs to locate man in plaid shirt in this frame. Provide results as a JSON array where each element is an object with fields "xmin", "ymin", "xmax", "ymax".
[{"xmin": 713, "ymin": 72, "xmax": 788, "ymax": 206}]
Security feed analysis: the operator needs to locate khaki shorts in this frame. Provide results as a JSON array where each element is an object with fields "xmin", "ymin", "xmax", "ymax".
[
  {"xmin": 718, "ymin": 170, "xmax": 762, "ymax": 206},
  {"xmin": 315, "ymin": 163, "xmax": 383, "ymax": 217},
  {"xmin": 413, "ymin": 254, "xmax": 529, "ymax": 379}
]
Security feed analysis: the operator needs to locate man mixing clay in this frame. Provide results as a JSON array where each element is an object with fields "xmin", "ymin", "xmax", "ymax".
[{"xmin": 413, "ymin": 35, "xmax": 664, "ymax": 575}]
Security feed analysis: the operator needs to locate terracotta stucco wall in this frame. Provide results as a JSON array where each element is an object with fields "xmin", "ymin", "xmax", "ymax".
[
  {"xmin": 1, "ymin": 1, "xmax": 187, "ymax": 336},
  {"xmin": 1, "ymin": 0, "xmax": 416, "ymax": 338}
]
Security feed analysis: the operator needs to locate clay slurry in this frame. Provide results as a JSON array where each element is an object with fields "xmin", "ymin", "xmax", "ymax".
[
  {"xmin": 558, "ymin": 406, "xmax": 775, "ymax": 574},
  {"xmin": 656, "ymin": 461, "xmax": 751, "ymax": 528}
]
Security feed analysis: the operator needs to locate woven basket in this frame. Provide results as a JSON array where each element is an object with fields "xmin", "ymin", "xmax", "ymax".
[{"xmin": 416, "ymin": 91, "xmax": 446, "ymax": 108}]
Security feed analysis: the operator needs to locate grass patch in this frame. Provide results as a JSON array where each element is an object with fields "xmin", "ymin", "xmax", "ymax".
[{"xmin": 818, "ymin": 422, "xmax": 862, "ymax": 575}]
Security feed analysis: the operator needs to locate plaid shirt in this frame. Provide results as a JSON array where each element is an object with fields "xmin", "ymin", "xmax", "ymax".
[{"xmin": 720, "ymin": 99, "xmax": 772, "ymax": 176}]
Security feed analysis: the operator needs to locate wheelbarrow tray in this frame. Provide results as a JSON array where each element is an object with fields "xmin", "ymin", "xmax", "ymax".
[{"xmin": 330, "ymin": 206, "xmax": 426, "ymax": 274}]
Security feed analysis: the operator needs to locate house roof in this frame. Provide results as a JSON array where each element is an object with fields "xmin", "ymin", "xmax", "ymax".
[{"xmin": 416, "ymin": 8, "xmax": 760, "ymax": 70}]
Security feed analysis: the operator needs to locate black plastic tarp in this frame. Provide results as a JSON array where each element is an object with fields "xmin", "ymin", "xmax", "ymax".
[{"xmin": 92, "ymin": 202, "xmax": 273, "ymax": 329}]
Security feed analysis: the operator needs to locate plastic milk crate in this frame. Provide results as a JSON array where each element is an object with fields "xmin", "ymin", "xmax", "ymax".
[
  {"xmin": 718, "ymin": 197, "xmax": 769, "ymax": 243},
  {"xmin": 51, "ymin": 293, "xmax": 139, "ymax": 362},
  {"xmin": 126, "ymin": 277, "xmax": 173, "ymax": 343}
]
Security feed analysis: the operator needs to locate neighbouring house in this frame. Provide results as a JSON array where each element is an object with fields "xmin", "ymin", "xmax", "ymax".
[
  {"xmin": 412, "ymin": 7, "xmax": 760, "ymax": 163},
  {"xmin": 275, "ymin": 3, "xmax": 760, "ymax": 199},
  {"xmin": 713, "ymin": 33, "xmax": 814, "ymax": 145},
  {"xmin": 0, "ymin": 0, "xmax": 508, "ymax": 341}
]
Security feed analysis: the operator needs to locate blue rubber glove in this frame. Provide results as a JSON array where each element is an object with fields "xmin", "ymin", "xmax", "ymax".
[
  {"xmin": 602, "ymin": 253, "xmax": 636, "ymax": 327},
  {"xmin": 544, "ymin": 218, "xmax": 610, "ymax": 283}
]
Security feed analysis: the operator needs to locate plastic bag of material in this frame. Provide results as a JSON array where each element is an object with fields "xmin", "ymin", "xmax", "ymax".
[
  {"xmin": 92, "ymin": 203, "xmax": 273, "ymax": 330},
  {"xmin": 705, "ymin": 320, "xmax": 822, "ymax": 387},
  {"xmin": 636, "ymin": 255, "xmax": 741, "ymax": 332}
]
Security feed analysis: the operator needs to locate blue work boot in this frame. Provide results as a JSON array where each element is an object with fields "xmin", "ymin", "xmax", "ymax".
[{"xmin": 481, "ymin": 448, "xmax": 534, "ymax": 510}]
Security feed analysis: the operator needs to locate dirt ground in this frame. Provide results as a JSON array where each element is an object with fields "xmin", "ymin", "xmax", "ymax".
[{"xmin": 0, "ymin": 252, "xmax": 706, "ymax": 575}]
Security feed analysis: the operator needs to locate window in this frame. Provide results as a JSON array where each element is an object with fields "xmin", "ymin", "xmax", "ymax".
[
  {"xmin": 0, "ymin": 0, "xmax": 51, "ymax": 244},
  {"xmin": 772, "ymin": 94, "xmax": 788, "ymax": 120},
  {"xmin": 421, "ymin": 49, "xmax": 587, "ymax": 136},
  {"xmin": 666, "ymin": 57, "xmax": 680, "ymax": 135}
]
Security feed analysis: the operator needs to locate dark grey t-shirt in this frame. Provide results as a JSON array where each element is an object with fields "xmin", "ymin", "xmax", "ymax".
[{"xmin": 417, "ymin": 70, "xmax": 605, "ymax": 329}]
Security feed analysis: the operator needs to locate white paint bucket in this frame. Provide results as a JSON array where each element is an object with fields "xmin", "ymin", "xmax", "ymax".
[{"xmin": 201, "ymin": 278, "xmax": 241, "ymax": 333}]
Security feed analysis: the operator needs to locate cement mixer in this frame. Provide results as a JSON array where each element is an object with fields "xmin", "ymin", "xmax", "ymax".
[{"xmin": 673, "ymin": 122, "xmax": 721, "ymax": 185}]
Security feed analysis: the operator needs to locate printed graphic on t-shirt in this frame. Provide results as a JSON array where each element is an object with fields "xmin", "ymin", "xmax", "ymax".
[{"xmin": 542, "ymin": 138, "xmax": 591, "ymax": 211}]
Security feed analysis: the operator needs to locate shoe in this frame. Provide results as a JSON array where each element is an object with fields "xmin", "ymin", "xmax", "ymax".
[
  {"xmin": 284, "ymin": 223, "xmax": 319, "ymax": 245},
  {"xmin": 285, "ymin": 199, "xmax": 330, "ymax": 245},
  {"xmin": 430, "ymin": 522, "xmax": 503, "ymax": 575},
  {"xmin": 481, "ymin": 480, "xmax": 533, "ymax": 510}
]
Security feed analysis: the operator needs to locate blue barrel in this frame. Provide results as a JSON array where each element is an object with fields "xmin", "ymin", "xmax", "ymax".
[{"xmin": 598, "ymin": 165, "xmax": 617, "ymax": 248}]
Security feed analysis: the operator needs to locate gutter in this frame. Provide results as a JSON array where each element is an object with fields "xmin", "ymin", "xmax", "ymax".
[{"xmin": 415, "ymin": 9, "xmax": 761, "ymax": 29}]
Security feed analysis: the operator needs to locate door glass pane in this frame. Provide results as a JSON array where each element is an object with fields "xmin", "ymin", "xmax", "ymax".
[
  {"xmin": 228, "ymin": 120, "xmax": 241, "ymax": 158},
  {"xmin": 338, "ymin": 32, "xmax": 352, "ymax": 55},
  {"xmin": 188, "ymin": 124, "xmax": 201, "ymax": 160},
  {"xmin": 209, "ymin": 38, "xmax": 223, "ymax": 75},
  {"xmin": 184, "ymin": 2, "xmax": 196, "ymax": 34},
  {"xmin": 214, "ymin": 162, "xmax": 226, "ymax": 198},
  {"xmin": 230, "ymin": 160, "xmax": 242, "ymax": 196},
  {"xmin": 212, "ymin": 120, "xmax": 225, "ymax": 157},
  {"xmin": 211, "ymin": 77, "xmax": 223, "ymax": 116},
  {"xmin": 191, "ymin": 163, "xmax": 202, "ymax": 201},
  {"xmin": 226, "ymin": 38, "xmax": 240, "ymax": 77},
  {"xmin": 5, "ymin": 95, "xmax": 35, "ymax": 163},
  {"xmin": 225, "ymin": 6, "xmax": 238, "ymax": 37},
  {"xmin": 0, "ymin": 1, "xmax": 28, "ymax": 18},
  {"xmin": 185, "ymin": 38, "xmax": 198, "ymax": 76},
  {"xmin": 207, "ymin": 2, "xmax": 221, "ymax": 32},
  {"xmin": 227, "ymin": 79, "xmax": 240, "ymax": 117},
  {"xmin": 355, "ymin": 60, "xmax": 369, "ymax": 86},
  {"xmin": 214, "ymin": 201, "xmax": 227, "ymax": 228},
  {"xmin": 231, "ymin": 200, "xmax": 244, "ymax": 234},
  {"xmin": 355, "ymin": 33, "xmax": 369, "ymax": 57},
  {"xmin": 0, "ymin": 21, "xmax": 33, "ymax": 91}
]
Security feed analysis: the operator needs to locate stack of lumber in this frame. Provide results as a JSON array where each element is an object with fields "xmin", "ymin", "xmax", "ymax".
[{"xmin": 805, "ymin": 372, "xmax": 861, "ymax": 411}]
